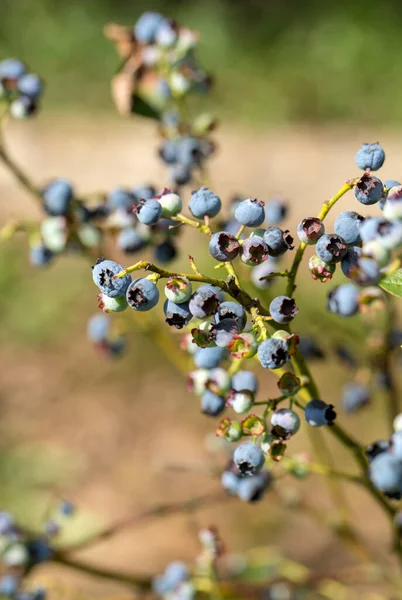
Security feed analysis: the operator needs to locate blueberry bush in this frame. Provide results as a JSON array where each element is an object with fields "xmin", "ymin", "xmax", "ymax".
[{"xmin": 1, "ymin": 10, "xmax": 402, "ymax": 600}]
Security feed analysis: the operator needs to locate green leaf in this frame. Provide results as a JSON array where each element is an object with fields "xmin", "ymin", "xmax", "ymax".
[
  {"xmin": 131, "ymin": 95, "xmax": 160, "ymax": 120},
  {"xmin": 380, "ymin": 269, "xmax": 402, "ymax": 297}
]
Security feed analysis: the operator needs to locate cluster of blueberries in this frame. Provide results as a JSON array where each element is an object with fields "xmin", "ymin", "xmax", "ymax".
[
  {"xmin": 87, "ymin": 141, "xmax": 402, "ymax": 505},
  {"xmin": 129, "ymin": 11, "xmax": 216, "ymax": 188},
  {"xmin": 0, "ymin": 502, "xmax": 74, "ymax": 600},
  {"xmin": 367, "ymin": 415, "xmax": 402, "ymax": 500},
  {"xmin": 0, "ymin": 59, "xmax": 44, "ymax": 119}
]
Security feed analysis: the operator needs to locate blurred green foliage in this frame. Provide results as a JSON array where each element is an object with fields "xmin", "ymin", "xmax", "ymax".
[{"xmin": 2, "ymin": 0, "xmax": 402, "ymax": 124}]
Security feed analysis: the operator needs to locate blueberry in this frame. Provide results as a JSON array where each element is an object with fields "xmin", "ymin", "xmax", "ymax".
[
  {"xmin": 232, "ymin": 370, "xmax": 258, "ymax": 394},
  {"xmin": 170, "ymin": 163, "xmax": 191, "ymax": 186},
  {"xmin": 342, "ymin": 382, "xmax": 370, "ymax": 413},
  {"xmin": 234, "ymin": 198, "xmax": 265, "ymax": 227},
  {"xmin": 263, "ymin": 227, "xmax": 294, "ymax": 257},
  {"xmin": 298, "ymin": 337, "xmax": 325, "ymax": 360},
  {"xmin": 157, "ymin": 189, "xmax": 182, "ymax": 217},
  {"xmin": 177, "ymin": 137, "xmax": 203, "ymax": 167},
  {"xmin": 92, "ymin": 258, "xmax": 131, "ymax": 298},
  {"xmin": 10, "ymin": 96, "xmax": 37, "ymax": 119},
  {"xmin": 265, "ymin": 199, "xmax": 287, "ymax": 224},
  {"xmin": 271, "ymin": 408, "xmax": 300, "ymax": 437},
  {"xmin": 159, "ymin": 140, "xmax": 179, "ymax": 164},
  {"xmin": 116, "ymin": 227, "xmax": 146, "ymax": 253},
  {"xmin": 155, "ymin": 20, "xmax": 178, "ymax": 48},
  {"xmin": 221, "ymin": 471, "xmax": 241, "ymax": 495},
  {"xmin": 0, "ymin": 58, "xmax": 26, "ymax": 80},
  {"xmin": 165, "ymin": 276, "xmax": 192, "ymax": 304},
  {"xmin": 29, "ymin": 244, "xmax": 53, "ymax": 267},
  {"xmin": 87, "ymin": 314, "xmax": 110, "ymax": 343},
  {"xmin": 126, "ymin": 278, "xmax": 159, "ymax": 311},
  {"xmin": 233, "ymin": 442, "xmax": 265, "ymax": 475},
  {"xmin": 135, "ymin": 199, "xmax": 162, "ymax": 225},
  {"xmin": 201, "ymin": 390, "xmax": 225, "ymax": 416},
  {"xmin": 383, "ymin": 185, "xmax": 402, "ymax": 219},
  {"xmin": 164, "ymin": 299, "xmax": 192, "ymax": 329},
  {"xmin": 132, "ymin": 184, "xmax": 156, "ymax": 201},
  {"xmin": 17, "ymin": 73, "xmax": 43, "ymax": 99},
  {"xmin": 237, "ymin": 472, "xmax": 271, "ymax": 503},
  {"xmin": 269, "ymin": 296, "xmax": 298, "ymax": 325},
  {"xmin": 213, "ymin": 301, "xmax": 247, "ymax": 331},
  {"xmin": 305, "ymin": 399, "xmax": 336, "ymax": 427},
  {"xmin": 0, "ymin": 512, "xmax": 14, "ymax": 535},
  {"xmin": 0, "ymin": 575, "xmax": 18, "ymax": 596},
  {"xmin": 327, "ymin": 284, "xmax": 359, "ymax": 317},
  {"xmin": 42, "ymin": 179, "xmax": 73, "ymax": 216},
  {"xmin": 334, "ymin": 211, "xmax": 364, "ymax": 245},
  {"xmin": 359, "ymin": 217, "xmax": 390, "ymax": 242},
  {"xmin": 366, "ymin": 440, "xmax": 390, "ymax": 462},
  {"xmin": 154, "ymin": 240, "xmax": 177, "ymax": 263},
  {"xmin": 241, "ymin": 237, "xmax": 269, "ymax": 265},
  {"xmin": 355, "ymin": 143, "xmax": 385, "ymax": 171},
  {"xmin": 316, "ymin": 234, "xmax": 347, "ymax": 263},
  {"xmin": 354, "ymin": 174, "xmax": 383, "ymax": 205},
  {"xmin": 134, "ymin": 12, "xmax": 165, "ymax": 43},
  {"xmin": 297, "ymin": 217, "xmax": 325, "ymax": 245},
  {"xmin": 209, "ymin": 231, "xmax": 240, "ymax": 262},
  {"xmin": 369, "ymin": 452, "xmax": 402, "ymax": 494},
  {"xmin": 258, "ymin": 338, "xmax": 289, "ymax": 370},
  {"xmin": 189, "ymin": 285, "xmax": 220, "ymax": 318},
  {"xmin": 348, "ymin": 257, "xmax": 381, "ymax": 287},
  {"xmin": 188, "ymin": 187, "xmax": 221, "ymax": 220},
  {"xmin": 211, "ymin": 318, "xmax": 240, "ymax": 347},
  {"xmin": 107, "ymin": 187, "xmax": 135, "ymax": 211},
  {"xmin": 341, "ymin": 246, "xmax": 362, "ymax": 278},
  {"xmin": 193, "ymin": 346, "xmax": 227, "ymax": 369}
]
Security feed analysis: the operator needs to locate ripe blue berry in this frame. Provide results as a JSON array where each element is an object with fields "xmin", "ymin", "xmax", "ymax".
[
  {"xmin": 135, "ymin": 199, "xmax": 162, "ymax": 225},
  {"xmin": 201, "ymin": 390, "xmax": 225, "ymax": 417},
  {"xmin": 233, "ymin": 442, "xmax": 265, "ymax": 475},
  {"xmin": 234, "ymin": 198, "xmax": 265, "ymax": 227},
  {"xmin": 221, "ymin": 471, "xmax": 240, "ymax": 495},
  {"xmin": 297, "ymin": 217, "xmax": 325, "ymax": 245},
  {"xmin": 369, "ymin": 452, "xmax": 402, "ymax": 494},
  {"xmin": 354, "ymin": 174, "xmax": 383, "ymax": 205},
  {"xmin": 305, "ymin": 400, "xmax": 336, "ymax": 427},
  {"xmin": 29, "ymin": 244, "xmax": 53, "ymax": 267},
  {"xmin": 213, "ymin": 301, "xmax": 247, "ymax": 331},
  {"xmin": 42, "ymin": 179, "xmax": 73, "ymax": 216},
  {"xmin": 355, "ymin": 142, "xmax": 385, "ymax": 171},
  {"xmin": 154, "ymin": 240, "xmax": 177, "ymax": 264},
  {"xmin": 164, "ymin": 299, "xmax": 192, "ymax": 329},
  {"xmin": 269, "ymin": 296, "xmax": 298, "ymax": 324},
  {"xmin": 349, "ymin": 257, "xmax": 381, "ymax": 287},
  {"xmin": 237, "ymin": 471, "xmax": 271, "ymax": 503},
  {"xmin": 342, "ymin": 382, "xmax": 370, "ymax": 413},
  {"xmin": 271, "ymin": 408, "xmax": 300, "ymax": 437},
  {"xmin": 209, "ymin": 231, "xmax": 240, "ymax": 261},
  {"xmin": 170, "ymin": 163, "xmax": 191, "ymax": 186},
  {"xmin": 134, "ymin": 12, "xmax": 165, "ymax": 43},
  {"xmin": 189, "ymin": 285, "xmax": 220, "ymax": 318},
  {"xmin": 263, "ymin": 227, "xmax": 294, "ymax": 257},
  {"xmin": 17, "ymin": 73, "xmax": 43, "ymax": 99},
  {"xmin": 188, "ymin": 187, "xmax": 221, "ymax": 219},
  {"xmin": 165, "ymin": 276, "xmax": 192, "ymax": 304},
  {"xmin": 159, "ymin": 140, "xmax": 178, "ymax": 164},
  {"xmin": 232, "ymin": 370, "xmax": 258, "ymax": 394},
  {"xmin": 241, "ymin": 237, "xmax": 269, "ymax": 265},
  {"xmin": 193, "ymin": 346, "xmax": 227, "ymax": 369},
  {"xmin": 107, "ymin": 188, "xmax": 135, "ymax": 211},
  {"xmin": 92, "ymin": 259, "xmax": 131, "ymax": 298},
  {"xmin": 211, "ymin": 318, "xmax": 240, "ymax": 347},
  {"xmin": 341, "ymin": 246, "xmax": 362, "ymax": 278},
  {"xmin": 126, "ymin": 278, "xmax": 159, "ymax": 311},
  {"xmin": 0, "ymin": 58, "xmax": 25, "ymax": 80},
  {"xmin": 334, "ymin": 211, "xmax": 364, "ymax": 245},
  {"xmin": 316, "ymin": 234, "xmax": 347, "ymax": 263},
  {"xmin": 265, "ymin": 199, "xmax": 287, "ymax": 224},
  {"xmin": 327, "ymin": 284, "xmax": 359, "ymax": 317},
  {"xmin": 177, "ymin": 137, "xmax": 203, "ymax": 167},
  {"xmin": 117, "ymin": 228, "xmax": 147, "ymax": 254},
  {"xmin": 258, "ymin": 338, "xmax": 289, "ymax": 370}
]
